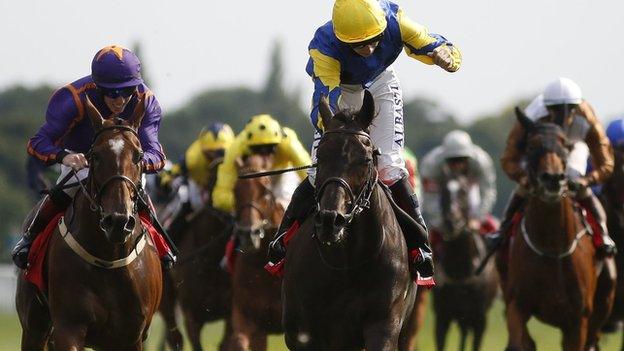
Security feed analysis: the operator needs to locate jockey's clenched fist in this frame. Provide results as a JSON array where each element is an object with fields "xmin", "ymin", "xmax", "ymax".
[
  {"xmin": 62, "ymin": 153, "xmax": 89, "ymax": 171},
  {"xmin": 428, "ymin": 46, "xmax": 458, "ymax": 72}
]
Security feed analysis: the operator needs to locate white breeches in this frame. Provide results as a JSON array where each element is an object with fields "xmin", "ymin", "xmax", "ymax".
[{"xmin": 307, "ymin": 67, "xmax": 408, "ymax": 186}]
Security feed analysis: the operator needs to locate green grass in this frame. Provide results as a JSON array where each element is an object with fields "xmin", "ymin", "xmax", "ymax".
[{"xmin": 3, "ymin": 299, "xmax": 623, "ymax": 350}]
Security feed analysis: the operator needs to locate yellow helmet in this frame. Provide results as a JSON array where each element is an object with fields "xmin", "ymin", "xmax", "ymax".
[
  {"xmin": 332, "ymin": 0, "xmax": 387, "ymax": 43},
  {"xmin": 243, "ymin": 114, "xmax": 283, "ymax": 146},
  {"xmin": 199, "ymin": 122, "xmax": 235, "ymax": 151}
]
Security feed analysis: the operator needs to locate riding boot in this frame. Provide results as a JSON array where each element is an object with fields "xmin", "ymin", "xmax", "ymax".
[
  {"xmin": 484, "ymin": 190, "xmax": 526, "ymax": 252},
  {"xmin": 139, "ymin": 194, "xmax": 179, "ymax": 269},
  {"xmin": 12, "ymin": 190, "xmax": 71, "ymax": 269},
  {"xmin": 389, "ymin": 176, "xmax": 434, "ymax": 282},
  {"xmin": 578, "ymin": 193, "xmax": 617, "ymax": 258},
  {"xmin": 267, "ymin": 178, "xmax": 315, "ymax": 265}
]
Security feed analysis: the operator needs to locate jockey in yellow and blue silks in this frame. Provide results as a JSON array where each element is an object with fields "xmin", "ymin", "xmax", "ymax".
[
  {"xmin": 267, "ymin": 0, "xmax": 462, "ymax": 283},
  {"xmin": 211, "ymin": 115, "xmax": 311, "ymax": 213}
]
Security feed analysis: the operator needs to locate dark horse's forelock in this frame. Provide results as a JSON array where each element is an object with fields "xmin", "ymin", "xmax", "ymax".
[{"xmin": 525, "ymin": 122, "xmax": 569, "ymax": 171}]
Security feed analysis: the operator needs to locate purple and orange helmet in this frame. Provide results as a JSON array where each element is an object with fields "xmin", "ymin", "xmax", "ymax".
[{"xmin": 91, "ymin": 45, "xmax": 143, "ymax": 89}]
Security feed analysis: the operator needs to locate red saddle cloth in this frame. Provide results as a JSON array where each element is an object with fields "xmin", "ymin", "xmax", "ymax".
[{"xmin": 24, "ymin": 212, "xmax": 172, "ymax": 293}]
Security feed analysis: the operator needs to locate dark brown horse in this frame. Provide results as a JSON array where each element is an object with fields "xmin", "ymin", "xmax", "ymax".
[
  {"xmin": 499, "ymin": 108, "xmax": 615, "ymax": 351},
  {"xmin": 600, "ymin": 145, "xmax": 624, "ymax": 350},
  {"xmin": 159, "ymin": 205, "xmax": 234, "ymax": 351},
  {"xmin": 157, "ymin": 158, "xmax": 233, "ymax": 351},
  {"xmin": 16, "ymin": 97, "xmax": 162, "ymax": 350},
  {"xmin": 228, "ymin": 153, "xmax": 284, "ymax": 351},
  {"xmin": 433, "ymin": 174, "xmax": 497, "ymax": 351},
  {"xmin": 282, "ymin": 91, "xmax": 416, "ymax": 351}
]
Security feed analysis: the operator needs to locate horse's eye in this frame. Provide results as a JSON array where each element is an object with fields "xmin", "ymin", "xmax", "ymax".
[{"xmin": 133, "ymin": 151, "xmax": 143, "ymax": 164}]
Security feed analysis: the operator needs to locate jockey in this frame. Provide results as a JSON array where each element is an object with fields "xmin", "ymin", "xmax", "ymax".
[
  {"xmin": 163, "ymin": 123, "xmax": 235, "ymax": 209},
  {"xmin": 211, "ymin": 114, "xmax": 311, "ymax": 213},
  {"xmin": 13, "ymin": 45, "xmax": 173, "ymax": 269},
  {"xmin": 420, "ymin": 130, "xmax": 497, "ymax": 231},
  {"xmin": 159, "ymin": 122, "xmax": 234, "ymax": 236},
  {"xmin": 606, "ymin": 119, "xmax": 624, "ymax": 150},
  {"xmin": 496, "ymin": 77, "xmax": 616, "ymax": 257},
  {"xmin": 267, "ymin": 0, "xmax": 462, "ymax": 281}
]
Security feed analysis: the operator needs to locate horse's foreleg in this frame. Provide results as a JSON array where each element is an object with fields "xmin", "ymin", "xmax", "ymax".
[
  {"xmin": 435, "ymin": 315, "xmax": 451, "ymax": 351},
  {"xmin": 399, "ymin": 289, "xmax": 429, "ymax": 351},
  {"xmin": 219, "ymin": 317, "xmax": 234, "ymax": 351},
  {"xmin": 249, "ymin": 332, "xmax": 267, "ymax": 351},
  {"xmin": 363, "ymin": 321, "xmax": 400, "ymax": 351},
  {"xmin": 505, "ymin": 298, "xmax": 532, "ymax": 351},
  {"xmin": 51, "ymin": 324, "xmax": 87, "ymax": 351},
  {"xmin": 229, "ymin": 306, "xmax": 256, "ymax": 351},
  {"xmin": 561, "ymin": 316, "xmax": 588, "ymax": 351},
  {"xmin": 471, "ymin": 315, "xmax": 487, "ymax": 351},
  {"xmin": 182, "ymin": 309, "xmax": 204, "ymax": 351},
  {"xmin": 160, "ymin": 272, "xmax": 183, "ymax": 351},
  {"xmin": 458, "ymin": 324, "xmax": 468, "ymax": 351},
  {"xmin": 587, "ymin": 258, "xmax": 617, "ymax": 350}
]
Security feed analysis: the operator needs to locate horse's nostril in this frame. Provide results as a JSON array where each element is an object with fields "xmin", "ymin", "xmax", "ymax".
[{"xmin": 100, "ymin": 215, "xmax": 113, "ymax": 231}]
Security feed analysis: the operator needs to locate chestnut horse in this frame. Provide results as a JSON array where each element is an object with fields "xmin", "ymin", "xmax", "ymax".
[
  {"xmin": 16, "ymin": 97, "xmax": 162, "ymax": 350},
  {"xmin": 600, "ymin": 145, "xmax": 624, "ymax": 350},
  {"xmin": 282, "ymin": 91, "xmax": 416, "ymax": 351},
  {"xmin": 433, "ymin": 174, "xmax": 497, "ymax": 351},
  {"xmin": 228, "ymin": 154, "xmax": 284, "ymax": 351},
  {"xmin": 499, "ymin": 108, "xmax": 615, "ymax": 351}
]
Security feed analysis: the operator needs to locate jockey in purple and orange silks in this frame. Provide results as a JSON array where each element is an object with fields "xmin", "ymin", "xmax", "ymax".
[{"xmin": 12, "ymin": 45, "xmax": 173, "ymax": 269}]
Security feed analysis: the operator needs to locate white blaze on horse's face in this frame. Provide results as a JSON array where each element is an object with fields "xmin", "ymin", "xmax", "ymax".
[{"xmin": 108, "ymin": 138, "xmax": 125, "ymax": 167}]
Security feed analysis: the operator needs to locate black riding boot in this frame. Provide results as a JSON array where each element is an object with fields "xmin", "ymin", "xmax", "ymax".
[
  {"xmin": 267, "ymin": 178, "xmax": 315, "ymax": 264},
  {"xmin": 389, "ymin": 176, "xmax": 434, "ymax": 280},
  {"xmin": 485, "ymin": 190, "xmax": 526, "ymax": 251},
  {"xmin": 12, "ymin": 190, "xmax": 71, "ymax": 269},
  {"xmin": 578, "ymin": 193, "xmax": 617, "ymax": 257}
]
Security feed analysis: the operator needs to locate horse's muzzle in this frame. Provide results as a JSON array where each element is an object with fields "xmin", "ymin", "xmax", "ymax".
[
  {"xmin": 314, "ymin": 209, "xmax": 347, "ymax": 245},
  {"xmin": 100, "ymin": 213, "xmax": 136, "ymax": 243}
]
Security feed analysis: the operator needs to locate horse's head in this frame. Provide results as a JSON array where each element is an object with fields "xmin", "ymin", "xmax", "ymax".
[
  {"xmin": 314, "ymin": 90, "xmax": 378, "ymax": 245},
  {"xmin": 516, "ymin": 107, "xmax": 572, "ymax": 202},
  {"xmin": 440, "ymin": 174, "xmax": 478, "ymax": 240},
  {"xmin": 85, "ymin": 96, "xmax": 145, "ymax": 244},
  {"xmin": 233, "ymin": 154, "xmax": 281, "ymax": 251}
]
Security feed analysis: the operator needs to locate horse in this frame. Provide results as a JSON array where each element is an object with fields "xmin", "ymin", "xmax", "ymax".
[
  {"xmin": 160, "ymin": 205, "xmax": 234, "ymax": 351},
  {"xmin": 228, "ymin": 153, "xmax": 284, "ymax": 351},
  {"xmin": 282, "ymin": 91, "xmax": 416, "ymax": 351},
  {"xmin": 157, "ymin": 159, "xmax": 233, "ymax": 351},
  {"xmin": 600, "ymin": 145, "xmax": 624, "ymax": 349},
  {"xmin": 16, "ymin": 96, "xmax": 162, "ymax": 350},
  {"xmin": 432, "ymin": 174, "xmax": 497, "ymax": 351},
  {"xmin": 498, "ymin": 108, "xmax": 615, "ymax": 351}
]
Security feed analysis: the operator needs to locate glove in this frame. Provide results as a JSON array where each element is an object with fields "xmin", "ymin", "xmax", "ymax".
[{"xmin": 428, "ymin": 46, "xmax": 458, "ymax": 72}]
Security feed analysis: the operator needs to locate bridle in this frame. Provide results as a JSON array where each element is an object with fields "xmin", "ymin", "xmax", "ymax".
[
  {"xmin": 74, "ymin": 125, "xmax": 146, "ymax": 216},
  {"xmin": 233, "ymin": 168, "xmax": 278, "ymax": 249},
  {"xmin": 314, "ymin": 129, "xmax": 379, "ymax": 226}
]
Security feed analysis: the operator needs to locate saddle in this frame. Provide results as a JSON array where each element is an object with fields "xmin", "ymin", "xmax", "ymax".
[{"xmin": 378, "ymin": 181, "xmax": 429, "ymax": 245}]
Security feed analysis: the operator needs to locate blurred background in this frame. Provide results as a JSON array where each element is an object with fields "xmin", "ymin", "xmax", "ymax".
[{"xmin": 0, "ymin": 0, "xmax": 623, "ymax": 349}]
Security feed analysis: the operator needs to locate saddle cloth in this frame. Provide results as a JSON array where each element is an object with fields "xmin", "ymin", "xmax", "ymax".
[{"xmin": 25, "ymin": 212, "xmax": 172, "ymax": 293}]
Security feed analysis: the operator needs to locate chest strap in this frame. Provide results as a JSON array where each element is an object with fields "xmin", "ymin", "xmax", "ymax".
[{"xmin": 58, "ymin": 216, "xmax": 148, "ymax": 269}]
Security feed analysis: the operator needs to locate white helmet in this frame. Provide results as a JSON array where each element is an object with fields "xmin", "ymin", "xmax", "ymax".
[
  {"xmin": 524, "ymin": 94, "xmax": 548, "ymax": 121},
  {"xmin": 442, "ymin": 130, "xmax": 474, "ymax": 159},
  {"xmin": 543, "ymin": 77, "xmax": 583, "ymax": 106}
]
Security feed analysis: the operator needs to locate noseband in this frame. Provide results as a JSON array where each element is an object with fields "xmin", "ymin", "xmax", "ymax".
[
  {"xmin": 75, "ymin": 125, "xmax": 145, "ymax": 215},
  {"xmin": 315, "ymin": 129, "xmax": 379, "ymax": 225}
]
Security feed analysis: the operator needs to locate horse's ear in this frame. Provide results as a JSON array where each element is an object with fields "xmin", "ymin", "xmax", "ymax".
[
  {"xmin": 84, "ymin": 95, "xmax": 104, "ymax": 131},
  {"xmin": 357, "ymin": 90, "xmax": 375, "ymax": 128},
  {"xmin": 515, "ymin": 106, "xmax": 535, "ymax": 132},
  {"xmin": 130, "ymin": 95, "xmax": 146, "ymax": 130},
  {"xmin": 318, "ymin": 95, "xmax": 333, "ymax": 130}
]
